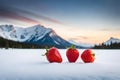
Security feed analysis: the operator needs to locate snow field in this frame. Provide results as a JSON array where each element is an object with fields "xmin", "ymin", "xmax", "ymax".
[{"xmin": 0, "ymin": 49, "xmax": 120, "ymax": 80}]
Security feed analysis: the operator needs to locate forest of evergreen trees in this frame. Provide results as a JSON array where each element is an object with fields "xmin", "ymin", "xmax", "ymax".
[
  {"xmin": 93, "ymin": 42, "xmax": 120, "ymax": 49},
  {"xmin": 0, "ymin": 37, "xmax": 44, "ymax": 49}
]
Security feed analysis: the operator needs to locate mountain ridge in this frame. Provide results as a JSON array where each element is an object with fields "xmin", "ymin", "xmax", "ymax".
[{"xmin": 0, "ymin": 24, "xmax": 83, "ymax": 48}]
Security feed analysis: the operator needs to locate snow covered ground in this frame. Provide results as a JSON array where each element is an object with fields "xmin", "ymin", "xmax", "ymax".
[{"xmin": 0, "ymin": 49, "xmax": 120, "ymax": 80}]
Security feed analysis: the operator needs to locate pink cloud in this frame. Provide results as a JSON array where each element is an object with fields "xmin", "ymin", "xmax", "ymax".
[{"xmin": 0, "ymin": 6, "xmax": 65, "ymax": 25}]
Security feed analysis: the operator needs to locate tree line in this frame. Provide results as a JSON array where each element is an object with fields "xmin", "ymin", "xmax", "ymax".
[
  {"xmin": 93, "ymin": 42, "xmax": 120, "ymax": 49},
  {"xmin": 0, "ymin": 37, "xmax": 44, "ymax": 49},
  {"xmin": 0, "ymin": 36, "xmax": 120, "ymax": 49}
]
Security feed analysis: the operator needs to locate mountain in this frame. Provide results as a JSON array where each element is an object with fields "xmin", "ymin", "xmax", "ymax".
[
  {"xmin": 93, "ymin": 37, "xmax": 120, "ymax": 49},
  {"xmin": 0, "ymin": 24, "xmax": 84, "ymax": 48},
  {"xmin": 104, "ymin": 37, "xmax": 120, "ymax": 45},
  {"xmin": 68, "ymin": 40, "xmax": 94, "ymax": 48}
]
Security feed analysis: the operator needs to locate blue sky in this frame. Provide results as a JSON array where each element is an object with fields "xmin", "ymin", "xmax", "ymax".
[{"xmin": 0, "ymin": 0, "xmax": 120, "ymax": 44}]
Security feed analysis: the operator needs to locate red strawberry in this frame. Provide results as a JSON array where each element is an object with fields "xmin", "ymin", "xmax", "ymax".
[
  {"xmin": 43, "ymin": 47, "xmax": 62, "ymax": 63},
  {"xmin": 66, "ymin": 45, "xmax": 79, "ymax": 63},
  {"xmin": 81, "ymin": 49, "xmax": 95, "ymax": 63}
]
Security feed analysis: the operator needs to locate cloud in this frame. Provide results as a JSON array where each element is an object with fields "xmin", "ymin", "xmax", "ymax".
[
  {"xmin": 0, "ymin": 6, "xmax": 64, "ymax": 25},
  {"xmin": 0, "ymin": 6, "xmax": 40, "ymax": 24}
]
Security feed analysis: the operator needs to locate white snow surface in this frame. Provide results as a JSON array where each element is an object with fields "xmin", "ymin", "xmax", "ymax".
[{"xmin": 0, "ymin": 49, "xmax": 120, "ymax": 80}]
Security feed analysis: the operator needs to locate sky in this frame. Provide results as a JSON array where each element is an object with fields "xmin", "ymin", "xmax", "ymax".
[{"xmin": 0, "ymin": 0, "xmax": 120, "ymax": 44}]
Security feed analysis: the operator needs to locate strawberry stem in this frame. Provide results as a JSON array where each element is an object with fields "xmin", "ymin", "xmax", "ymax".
[
  {"xmin": 42, "ymin": 46, "xmax": 49, "ymax": 56},
  {"xmin": 46, "ymin": 46, "xmax": 49, "ymax": 52},
  {"xmin": 71, "ymin": 45, "xmax": 75, "ymax": 49}
]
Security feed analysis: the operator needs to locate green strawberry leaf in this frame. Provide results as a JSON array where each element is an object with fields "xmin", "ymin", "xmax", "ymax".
[
  {"xmin": 92, "ymin": 53, "xmax": 95, "ymax": 57},
  {"xmin": 42, "ymin": 46, "xmax": 49, "ymax": 56}
]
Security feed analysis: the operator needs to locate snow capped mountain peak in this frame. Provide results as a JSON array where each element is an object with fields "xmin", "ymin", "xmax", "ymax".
[
  {"xmin": 109, "ymin": 37, "xmax": 119, "ymax": 40},
  {"xmin": 25, "ymin": 25, "xmax": 53, "ymax": 42},
  {"xmin": 0, "ymin": 24, "xmax": 54, "ymax": 41},
  {"xmin": 29, "ymin": 24, "xmax": 46, "ymax": 29},
  {"xmin": 0, "ymin": 24, "xmax": 14, "ymax": 32},
  {"xmin": 28, "ymin": 24, "xmax": 58, "ymax": 38},
  {"xmin": 104, "ymin": 37, "xmax": 120, "ymax": 45},
  {"xmin": 0, "ymin": 25, "xmax": 18, "ymax": 40}
]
